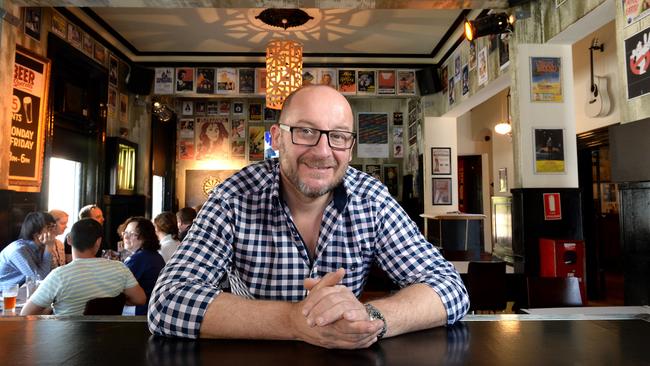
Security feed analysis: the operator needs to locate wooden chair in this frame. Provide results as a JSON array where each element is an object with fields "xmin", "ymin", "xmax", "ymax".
[
  {"xmin": 466, "ymin": 261, "xmax": 507, "ymax": 313},
  {"xmin": 83, "ymin": 293, "xmax": 126, "ymax": 315},
  {"xmin": 526, "ymin": 277, "xmax": 583, "ymax": 308}
]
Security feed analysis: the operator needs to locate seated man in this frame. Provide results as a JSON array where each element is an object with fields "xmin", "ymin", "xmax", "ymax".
[
  {"xmin": 176, "ymin": 207, "xmax": 197, "ymax": 241},
  {"xmin": 149, "ymin": 85, "xmax": 469, "ymax": 349},
  {"xmin": 21, "ymin": 219, "xmax": 146, "ymax": 316}
]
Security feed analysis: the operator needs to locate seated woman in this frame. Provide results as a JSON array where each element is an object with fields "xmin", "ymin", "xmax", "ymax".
[
  {"xmin": 0, "ymin": 211, "xmax": 56, "ymax": 287},
  {"xmin": 153, "ymin": 212, "xmax": 180, "ymax": 263},
  {"xmin": 122, "ymin": 217, "xmax": 166, "ymax": 315}
]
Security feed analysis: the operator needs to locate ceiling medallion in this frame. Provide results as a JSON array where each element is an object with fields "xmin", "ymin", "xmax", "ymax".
[{"xmin": 255, "ymin": 9, "xmax": 313, "ymax": 30}]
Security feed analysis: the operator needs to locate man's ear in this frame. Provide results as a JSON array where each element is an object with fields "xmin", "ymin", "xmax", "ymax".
[
  {"xmin": 348, "ymin": 140, "xmax": 356, "ymax": 162},
  {"xmin": 270, "ymin": 123, "xmax": 282, "ymax": 151}
]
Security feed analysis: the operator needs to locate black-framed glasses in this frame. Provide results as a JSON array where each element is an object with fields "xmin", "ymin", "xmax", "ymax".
[{"xmin": 279, "ymin": 124, "xmax": 355, "ymax": 150}]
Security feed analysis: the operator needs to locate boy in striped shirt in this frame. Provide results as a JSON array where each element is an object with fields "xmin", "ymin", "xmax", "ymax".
[{"xmin": 21, "ymin": 219, "xmax": 146, "ymax": 316}]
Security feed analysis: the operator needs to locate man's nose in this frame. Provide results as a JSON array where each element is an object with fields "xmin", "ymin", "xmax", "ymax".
[{"xmin": 312, "ymin": 133, "xmax": 332, "ymax": 155}]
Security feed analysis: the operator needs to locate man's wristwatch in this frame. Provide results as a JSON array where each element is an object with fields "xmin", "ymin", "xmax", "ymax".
[{"xmin": 365, "ymin": 303, "xmax": 387, "ymax": 339}]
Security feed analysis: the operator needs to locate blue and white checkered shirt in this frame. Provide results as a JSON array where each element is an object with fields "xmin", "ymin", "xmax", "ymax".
[{"xmin": 148, "ymin": 159, "xmax": 469, "ymax": 338}]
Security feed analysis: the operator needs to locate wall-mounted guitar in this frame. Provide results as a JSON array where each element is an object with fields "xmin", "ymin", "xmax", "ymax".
[{"xmin": 586, "ymin": 39, "xmax": 611, "ymax": 118}]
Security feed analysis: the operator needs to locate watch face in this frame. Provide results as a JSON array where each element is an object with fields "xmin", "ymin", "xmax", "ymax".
[{"xmin": 202, "ymin": 175, "xmax": 222, "ymax": 196}]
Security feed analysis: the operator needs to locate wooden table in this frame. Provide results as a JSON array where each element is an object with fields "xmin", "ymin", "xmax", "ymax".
[{"xmin": 0, "ymin": 314, "xmax": 648, "ymax": 365}]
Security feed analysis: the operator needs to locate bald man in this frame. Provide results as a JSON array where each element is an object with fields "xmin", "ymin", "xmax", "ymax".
[{"xmin": 149, "ymin": 85, "xmax": 468, "ymax": 348}]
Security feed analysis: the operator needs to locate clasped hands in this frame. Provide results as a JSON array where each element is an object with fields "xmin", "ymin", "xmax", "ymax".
[{"xmin": 292, "ymin": 268, "xmax": 384, "ymax": 349}]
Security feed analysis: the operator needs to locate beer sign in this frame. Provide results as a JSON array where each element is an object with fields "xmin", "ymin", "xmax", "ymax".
[{"xmin": 9, "ymin": 48, "xmax": 50, "ymax": 192}]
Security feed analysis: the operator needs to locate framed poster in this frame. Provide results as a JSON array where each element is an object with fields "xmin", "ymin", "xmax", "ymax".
[
  {"xmin": 255, "ymin": 68, "xmax": 267, "ymax": 95},
  {"xmin": 108, "ymin": 54, "xmax": 119, "ymax": 87},
  {"xmin": 383, "ymin": 164, "xmax": 399, "ymax": 197},
  {"xmin": 196, "ymin": 68, "xmax": 215, "ymax": 94},
  {"xmin": 338, "ymin": 69, "xmax": 356, "ymax": 94},
  {"xmin": 195, "ymin": 116, "xmax": 230, "ymax": 160},
  {"xmin": 93, "ymin": 41, "xmax": 106, "ymax": 65},
  {"xmin": 185, "ymin": 170, "xmax": 239, "ymax": 208},
  {"xmin": 67, "ymin": 23, "xmax": 82, "ymax": 48},
  {"xmin": 217, "ymin": 67, "xmax": 237, "ymax": 94},
  {"xmin": 357, "ymin": 112, "xmax": 389, "ymax": 158},
  {"xmin": 249, "ymin": 102, "xmax": 262, "ymax": 121},
  {"xmin": 82, "ymin": 33, "xmax": 93, "ymax": 56},
  {"xmin": 364, "ymin": 164, "xmax": 382, "ymax": 181},
  {"xmin": 623, "ymin": 0, "xmax": 650, "ymax": 27},
  {"xmin": 478, "ymin": 47, "xmax": 488, "ymax": 86},
  {"xmin": 51, "ymin": 13, "xmax": 67, "ymax": 39},
  {"xmin": 175, "ymin": 67, "xmax": 194, "ymax": 93},
  {"xmin": 119, "ymin": 93, "xmax": 129, "ymax": 124},
  {"xmin": 238, "ymin": 68, "xmax": 255, "ymax": 94},
  {"xmin": 530, "ymin": 57, "xmax": 562, "ymax": 102},
  {"xmin": 357, "ymin": 70, "xmax": 376, "ymax": 95},
  {"xmin": 319, "ymin": 68, "xmax": 337, "ymax": 88},
  {"xmin": 9, "ymin": 48, "xmax": 50, "ymax": 192},
  {"xmin": 154, "ymin": 67, "xmax": 173, "ymax": 95},
  {"xmin": 533, "ymin": 128, "xmax": 565, "ymax": 174},
  {"xmin": 248, "ymin": 125, "xmax": 265, "ymax": 160},
  {"xmin": 431, "ymin": 147, "xmax": 451, "ymax": 175},
  {"xmin": 498, "ymin": 34, "xmax": 511, "ymax": 70},
  {"xmin": 24, "ymin": 8, "xmax": 42, "ymax": 41},
  {"xmin": 625, "ymin": 25, "xmax": 650, "ymax": 99},
  {"xmin": 432, "ymin": 178, "xmax": 452, "ymax": 205},
  {"xmin": 397, "ymin": 70, "xmax": 416, "ymax": 95}
]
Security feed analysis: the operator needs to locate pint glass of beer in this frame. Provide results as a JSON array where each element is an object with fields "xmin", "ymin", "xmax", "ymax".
[{"xmin": 2, "ymin": 284, "xmax": 19, "ymax": 312}]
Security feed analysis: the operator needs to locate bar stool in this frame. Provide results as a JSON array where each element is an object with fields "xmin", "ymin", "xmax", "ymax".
[{"xmin": 466, "ymin": 261, "xmax": 507, "ymax": 313}]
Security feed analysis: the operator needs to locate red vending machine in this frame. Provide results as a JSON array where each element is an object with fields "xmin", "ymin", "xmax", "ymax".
[{"xmin": 539, "ymin": 238, "xmax": 586, "ymax": 302}]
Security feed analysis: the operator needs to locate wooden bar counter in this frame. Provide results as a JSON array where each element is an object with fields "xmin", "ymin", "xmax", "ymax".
[{"xmin": 0, "ymin": 314, "xmax": 648, "ymax": 365}]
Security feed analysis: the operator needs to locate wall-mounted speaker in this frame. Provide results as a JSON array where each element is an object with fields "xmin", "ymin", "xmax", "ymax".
[
  {"xmin": 126, "ymin": 65, "xmax": 154, "ymax": 95},
  {"xmin": 416, "ymin": 66, "xmax": 443, "ymax": 96}
]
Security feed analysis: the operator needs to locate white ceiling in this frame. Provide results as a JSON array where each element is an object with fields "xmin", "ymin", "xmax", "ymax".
[{"xmin": 90, "ymin": 7, "xmax": 462, "ymax": 56}]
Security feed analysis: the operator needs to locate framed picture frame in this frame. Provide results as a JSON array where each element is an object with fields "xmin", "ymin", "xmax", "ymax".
[
  {"xmin": 498, "ymin": 168, "xmax": 508, "ymax": 193},
  {"xmin": 533, "ymin": 128, "xmax": 565, "ymax": 174},
  {"xmin": 431, "ymin": 147, "xmax": 451, "ymax": 175},
  {"xmin": 383, "ymin": 164, "xmax": 399, "ymax": 197},
  {"xmin": 23, "ymin": 7, "xmax": 42, "ymax": 41},
  {"xmin": 364, "ymin": 164, "xmax": 382, "ymax": 181},
  {"xmin": 432, "ymin": 178, "xmax": 452, "ymax": 205}
]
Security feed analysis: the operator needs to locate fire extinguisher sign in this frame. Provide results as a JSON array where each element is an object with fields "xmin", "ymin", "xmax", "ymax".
[{"xmin": 543, "ymin": 193, "xmax": 562, "ymax": 220}]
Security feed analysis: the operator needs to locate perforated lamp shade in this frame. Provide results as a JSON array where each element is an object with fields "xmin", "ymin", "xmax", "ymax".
[{"xmin": 265, "ymin": 40, "xmax": 303, "ymax": 110}]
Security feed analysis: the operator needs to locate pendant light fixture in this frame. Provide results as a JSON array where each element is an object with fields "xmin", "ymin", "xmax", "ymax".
[{"xmin": 494, "ymin": 89, "xmax": 512, "ymax": 135}]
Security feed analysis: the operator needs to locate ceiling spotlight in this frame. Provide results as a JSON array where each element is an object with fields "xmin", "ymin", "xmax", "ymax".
[
  {"xmin": 465, "ymin": 13, "xmax": 515, "ymax": 42},
  {"xmin": 152, "ymin": 99, "xmax": 173, "ymax": 122},
  {"xmin": 256, "ymin": 9, "xmax": 313, "ymax": 30}
]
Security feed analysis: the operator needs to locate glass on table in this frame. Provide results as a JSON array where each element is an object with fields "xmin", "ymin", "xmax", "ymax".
[{"xmin": 2, "ymin": 284, "xmax": 20, "ymax": 312}]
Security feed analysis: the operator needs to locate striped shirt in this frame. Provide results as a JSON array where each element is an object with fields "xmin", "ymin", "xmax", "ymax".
[
  {"xmin": 29, "ymin": 258, "xmax": 139, "ymax": 316},
  {"xmin": 148, "ymin": 159, "xmax": 469, "ymax": 338},
  {"xmin": 0, "ymin": 239, "xmax": 51, "ymax": 287}
]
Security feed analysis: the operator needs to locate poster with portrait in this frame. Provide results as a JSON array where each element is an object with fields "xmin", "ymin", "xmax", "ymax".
[
  {"xmin": 175, "ymin": 67, "xmax": 194, "ymax": 93},
  {"xmin": 433, "ymin": 178, "xmax": 452, "ymax": 205},
  {"xmin": 431, "ymin": 147, "xmax": 451, "ymax": 175},
  {"xmin": 67, "ymin": 23, "xmax": 82, "ymax": 48},
  {"xmin": 318, "ymin": 68, "xmax": 337, "ymax": 88},
  {"xmin": 82, "ymin": 33, "xmax": 93, "ymax": 56},
  {"xmin": 302, "ymin": 68, "xmax": 318, "ymax": 86},
  {"xmin": 469, "ymin": 41, "xmax": 477, "ymax": 70},
  {"xmin": 357, "ymin": 112, "xmax": 389, "ymax": 158},
  {"xmin": 238, "ymin": 68, "xmax": 255, "ymax": 94},
  {"xmin": 51, "ymin": 13, "xmax": 67, "ymax": 39},
  {"xmin": 397, "ymin": 70, "xmax": 416, "ymax": 95},
  {"xmin": 533, "ymin": 128, "xmax": 565, "ymax": 174},
  {"xmin": 530, "ymin": 57, "xmax": 562, "ymax": 102},
  {"xmin": 248, "ymin": 125, "xmax": 265, "ymax": 160},
  {"xmin": 377, "ymin": 70, "xmax": 396, "ymax": 95},
  {"xmin": 393, "ymin": 127, "xmax": 404, "ymax": 158},
  {"xmin": 93, "ymin": 41, "xmax": 106, "ymax": 65},
  {"xmin": 217, "ymin": 68, "xmax": 237, "ymax": 94},
  {"xmin": 195, "ymin": 116, "xmax": 230, "ymax": 160},
  {"xmin": 357, "ymin": 70, "xmax": 376, "ymax": 95},
  {"xmin": 196, "ymin": 68, "xmax": 215, "ymax": 94},
  {"xmin": 441, "ymin": 65, "xmax": 449, "ymax": 93},
  {"xmin": 119, "ymin": 93, "xmax": 129, "ymax": 124},
  {"xmin": 153, "ymin": 67, "xmax": 174, "ymax": 95},
  {"xmin": 107, "ymin": 86, "xmax": 117, "ymax": 118},
  {"xmin": 338, "ymin": 69, "xmax": 357, "ymax": 94},
  {"xmin": 178, "ymin": 140, "xmax": 195, "ymax": 160},
  {"xmin": 195, "ymin": 101, "xmax": 206, "ymax": 115},
  {"xmin": 448, "ymin": 76, "xmax": 455, "ymax": 106},
  {"xmin": 623, "ymin": 0, "xmax": 650, "ymax": 27},
  {"xmin": 364, "ymin": 164, "xmax": 382, "ymax": 181},
  {"xmin": 9, "ymin": 48, "xmax": 50, "ymax": 192},
  {"xmin": 179, "ymin": 119, "xmax": 195, "ymax": 139},
  {"xmin": 24, "ymin": 8, "xmax": 41, "ymax": 41},
  {"xmin": 478, "ymin": 47, "xmax": 488, "ymax": 86},
  {"xmin": 255, "ymin": 68, "xmax": 267, "ymax": 95},
  {"xmin": 383, "ymin": 164, "xmax": 400, "ymax": 197},
  {"xmin": 625, "ymin": 25, "xmax": 650, "ymax": 99},
  {"xmin": 264, "ymin": 107, "xmax": 278, "ymax": 123},
  {"xmin": 232, "ymin": 118, "xmax": 246, "ymax": 140},
  {"xmin": 393, "ymin": 112, "xmax": 403, "ymax": 126},
  {"xmin": 454, "ymin": 54, "xmax": 461, "ymax": 81},
  {"xmin": 108, "ymin": 55, "xmax": 119, "ymax": 87}
]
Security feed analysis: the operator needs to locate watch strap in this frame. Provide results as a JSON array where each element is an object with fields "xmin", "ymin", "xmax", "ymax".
[{"xmin": 364, "ymin": 303, "xmax": 387, "ymax": 339}]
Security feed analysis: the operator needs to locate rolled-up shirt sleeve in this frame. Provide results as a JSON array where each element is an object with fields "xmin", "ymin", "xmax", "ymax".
[
  {"xmin": 148, "ymin": 193, "xmax": 234, "ymax": 338},
  {"xmin": 374, "ymin": 195, "xmax": 470, "ymax": 324}
]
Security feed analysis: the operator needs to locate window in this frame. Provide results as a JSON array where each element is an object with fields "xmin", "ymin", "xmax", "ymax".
[
  {"xmin": 47, "ymin": 157, "xmax": 82, "ymax": 241},
  {"xmin": 152, "ymin": 175, "xmax": 164, "ymax": 218}
]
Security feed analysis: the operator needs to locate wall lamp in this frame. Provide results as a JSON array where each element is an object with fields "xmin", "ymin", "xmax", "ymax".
[
  {"xmin": 152, "ymin": 99, "xmax": 174, "ymax": 122},
  {"xmin": 464, "ymin": 13, "xmax": 515, "ymax": 42}
]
